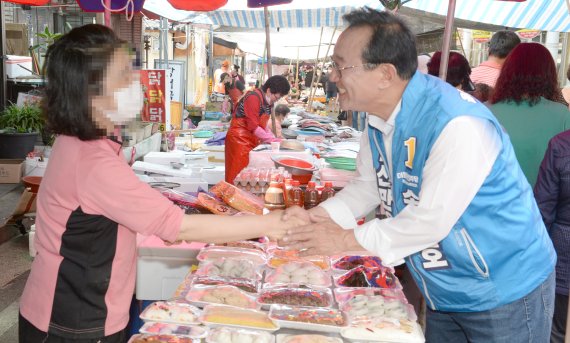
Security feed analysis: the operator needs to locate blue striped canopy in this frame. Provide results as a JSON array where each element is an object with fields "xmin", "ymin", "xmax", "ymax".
[
  {"xmin": 406, "ymin": 0, "xmax": 570, "ymax": 32},
  {"xmin": 208, "ymin": 6, "xmax": 356, "ymax": 28},
  {"xmin": 143, "ymin": 0, "xmax": 570, "ymax": 32}
]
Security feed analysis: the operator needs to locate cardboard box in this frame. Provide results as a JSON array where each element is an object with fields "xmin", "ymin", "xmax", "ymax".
[{"xmin": 0, "ymin": 159, "xmax": 24, "ymax": 183}]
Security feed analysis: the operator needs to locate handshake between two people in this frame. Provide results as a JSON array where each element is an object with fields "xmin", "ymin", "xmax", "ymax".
[{"xmin": 271, "ymin": 206, "xmax": 361, "ymax": 257}]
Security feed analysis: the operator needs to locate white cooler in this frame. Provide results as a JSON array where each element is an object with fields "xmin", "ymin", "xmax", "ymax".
[
  {"xmin": 136, "ymin": 235, "xmax": 205, "ymax": 300},
  {"xmin": 6, "ymin": 55, "xmax": 33, "ymax": 78}
]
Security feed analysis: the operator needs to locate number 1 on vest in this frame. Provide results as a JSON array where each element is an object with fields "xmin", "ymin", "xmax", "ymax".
[{"xmin": 404, "ymin": 137, "xmax": 416, "ymax": 169}]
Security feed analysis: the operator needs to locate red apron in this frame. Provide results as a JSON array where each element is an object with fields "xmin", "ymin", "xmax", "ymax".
[{"xmin": 225, "ymin": 90, "xmax": 270, "ymax": 184}]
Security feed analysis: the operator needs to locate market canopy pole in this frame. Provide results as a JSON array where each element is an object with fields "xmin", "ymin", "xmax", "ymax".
[
  {"xmin": 104, "ymin": 0, "xmax": 112, "ymax": 27},
  {"xmin": 307, "ymin": 26, "xmax": 325, "ymax": 112},
  {"xmin": 309, "ymin": 27, "xmax": 337, "ymax": 112},
  {"xmin": 439, "ymin": 0, "xmax": 457, "ymax": 81}
]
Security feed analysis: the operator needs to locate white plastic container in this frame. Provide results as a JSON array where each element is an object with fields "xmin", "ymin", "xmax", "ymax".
[
  {"xmin": 136, "ymin": 235, "xmax": 205, "ymax": 300},
  {"xmin": 6, "ymin": 55, "xmax": 33, "ymax": 78},
  {"xmin": 28, "ymin": 224, "xmax": 36, "ymax": 257}
]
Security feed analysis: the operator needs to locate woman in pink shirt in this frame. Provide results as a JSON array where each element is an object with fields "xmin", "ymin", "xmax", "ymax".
[{"xmin": 18, "ymin": 24, "xmax": 301, "ymax": 343}]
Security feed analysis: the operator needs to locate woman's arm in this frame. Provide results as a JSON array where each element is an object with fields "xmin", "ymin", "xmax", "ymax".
[{"xmin": 176, "ymin": 210, "xmax": 305, "ymax": 243}]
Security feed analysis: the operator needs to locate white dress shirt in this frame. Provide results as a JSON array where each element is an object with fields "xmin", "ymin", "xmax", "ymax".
[{"xmin": 319, "ymin": 101, "xmax": 502, "ymax": 265}]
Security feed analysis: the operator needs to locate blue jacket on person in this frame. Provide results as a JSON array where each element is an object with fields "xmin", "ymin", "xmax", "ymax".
[
  {"xmin": 369, "ymin": 71, "xmax": 556, "ymax": 312},
  {"xmin": 535, "ymin": 130, "xmax": 570, "ymax": 296}
]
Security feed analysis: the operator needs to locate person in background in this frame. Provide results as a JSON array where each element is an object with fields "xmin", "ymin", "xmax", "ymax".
[
  {"xmin": 304, "ymin": 66, "xmax": 314, "ymax": 89},
  {"xmin": 351, "ymin": 111, "xmax": 367, "ymax": 131},
  {"xmin": 427, "ymin": 51, "xmax": 475, "ymax": 92},
  {"xmin": 18, "ymin": 25, "xmax": 299, "ymax": 343},
  {"xmin": 267, "ymin": 104, "xmax": 290, "ymax": 138},
  {"xmin": 470, "ymin": 30, "xmax": 520, "ymax": 88},
  {"xmin": 325, "ymin": 66, "xmax": 338, "ymax": 102},
  {"xmin": 561, "ymin": 66, "xmax": 570, "ymax": 110},
  {"xmin": 490, "ymin": 42, "xmax": 570, "ymax": 187},
  {"xmin": 280, "ymin": 8, "xmax": 556, "ymax": 342},
  {"xmin": 470, "ymin": 83, "xmax": 492, "ymax": 103},
  {"xmin": 231, "ymin": 64, "xmax": 245, "ymax": 84},
  {"xmin": 223, "ymin": 72, "xmax": 245, "ymax": 108},
  {"xmin": 214, "ymin": 60, "xmax": 230, "ymax": 89},
  {"xmin": 535, "ymin": 130, "xmax": 570, "ymax": 343},
  {"xmin": 416, "ymin": 53, "xmax": 431, "ymax": 74},
  {"xmin": 225, "ymin": 75, "xmax": 290, "ymax": 183},
  {"xmin": 214, "ymin": 72, "xmax": 230, "ymax": 94}
]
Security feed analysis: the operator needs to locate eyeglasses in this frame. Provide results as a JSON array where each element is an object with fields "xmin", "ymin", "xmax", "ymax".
[{"xmin": 330, "ymin": 60, "xmax": 376, "ymax": 77}]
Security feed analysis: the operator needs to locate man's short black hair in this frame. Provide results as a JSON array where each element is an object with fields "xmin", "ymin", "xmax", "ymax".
[
  {"xmin": 43, "ymin": 24, "xmax": 125, "ymax": 140},
  {"xmin": 488, "ymin": 30, "xmax": 521, "ymax": 59},
  {"xmin": 262, "ymin": 75, "xmax": 291, "ymax": 95},
  {"xmin": 343, "ymin": 7, "xmax": 417, "ymax": 80}
]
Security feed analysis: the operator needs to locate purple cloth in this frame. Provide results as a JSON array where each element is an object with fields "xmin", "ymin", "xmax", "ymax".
[
  {"xmin": 77, "ymin": 0, "xmax": 145, "ymax": 12},
  {"xmin": 205, "ymin": 132, "xmax": 227, "ymax": 146}
]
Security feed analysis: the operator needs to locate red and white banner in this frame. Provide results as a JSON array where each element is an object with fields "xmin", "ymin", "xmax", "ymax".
[{"xmin": 141, "ymin": 69, "xmax": 166, "ymax": 125}]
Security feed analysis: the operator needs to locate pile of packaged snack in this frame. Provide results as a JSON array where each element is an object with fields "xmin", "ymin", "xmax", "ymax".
[{"xmin": 128, "ymin": 241, "xmax": 425, "ymax": 342}]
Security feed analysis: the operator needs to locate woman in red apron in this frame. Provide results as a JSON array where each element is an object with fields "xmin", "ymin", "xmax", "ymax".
[{"xmin": 225, "ymin": 75, "xmax": 291, "ymax": 183}]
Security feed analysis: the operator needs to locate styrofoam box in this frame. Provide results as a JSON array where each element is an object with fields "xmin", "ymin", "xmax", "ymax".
[
  {"xmin": 6, "ymin": 55, "xmax": 33, "ymax": 78},
  {"xmin": 137, "ymin": 175, "xmax": 207, "ymax": 193},
  {"xmin": 136, "ymin": 235, "xmax": 205, "ymax": 300},
  {"xmin": 143, "ymin": 151, "xmax": 186, "ymax": 165}
]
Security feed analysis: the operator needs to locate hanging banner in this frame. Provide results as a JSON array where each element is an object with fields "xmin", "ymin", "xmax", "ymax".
[
  {"xmin": 516, "ymin": 29, "xmax": 541, "ymax": 40},
  {"xmin": 141, "ymin": 69, "xmax": 167, "ymax": 129},
  {"xmin": 473, "ymin": 30, "xmax": 492, "ymax": 43}
]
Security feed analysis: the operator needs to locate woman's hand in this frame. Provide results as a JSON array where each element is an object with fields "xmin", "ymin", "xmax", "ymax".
[{"xmin": 264, "ymin": 209, "xmax": 309, "ymax": 241}]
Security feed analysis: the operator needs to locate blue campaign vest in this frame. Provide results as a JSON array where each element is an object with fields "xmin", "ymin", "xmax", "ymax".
[{"xmin": 369, "ymin": 72, "xmax": 556, "ymax": 312}]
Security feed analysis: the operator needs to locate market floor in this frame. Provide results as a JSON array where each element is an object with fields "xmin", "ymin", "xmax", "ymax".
[{"xmin": 0, "ymin": 183, "xmax": 33, "ymax": 343}]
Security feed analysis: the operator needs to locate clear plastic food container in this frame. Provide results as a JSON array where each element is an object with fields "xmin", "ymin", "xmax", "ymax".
[
  {"xmin": 264, "ymin": 261, "xmax": 331, "ymax": 287},
  {"xmin": 139, "ymin": 301, "xmax": 202, "ymax": 326},
  {"xmin": 197, "ymin": 247, "xmax": 267, "ymax": 266},
  {"xmin": 139, "ymin": 322, "xmax": 208, "ymax": 339},
  {"xmin": 206, "ymin": 326, "xmax": 276, "ymax": 343},
  {"xmin": 200, "ymin": 304, "xmax": 279, "ymax": 332},
  {"xmin": 128, "ymin": 334, "xmax": 199, "ymax": 343},
  {"xmin": 268, "ymin": 304, "xmax": 347, "ymax": 333},
  {"xmin": 333, "ymin": 266, "xmax": 401, "ymax": 289},
  {"xmin": 257, "ymin": 287, "xmax": 334, "ymax": 309},
  {"xmin": 333, "ymin": 287, "xmax": 406, "ymax": 306},
  {"xmin": 192, "ymin": 275, "xmax": 261, "ymax": 294},
  {"xmin": 186, "ymin": 284, "xmax": 260, "ymax": 309},
  {"xmin": 196, "ymin": 257, "xmax": 263, "ymax": 281}
]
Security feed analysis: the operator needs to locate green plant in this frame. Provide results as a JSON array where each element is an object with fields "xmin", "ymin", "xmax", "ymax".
[
  {"xmin": 0, "ymin": 104, "xmax": 44, "ymax": 134},
  {"xmin": 31, "ymin": 26, "xmax": 64, "ymax": 52}
]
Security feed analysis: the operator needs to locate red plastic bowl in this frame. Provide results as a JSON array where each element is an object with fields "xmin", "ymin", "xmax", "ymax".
[
  {"xmin": 279, "ymin": 158, "xmax": 313, "ymax": 169},
  {"xmin": 291, "ymin": 174, "xmax": 312, "ymax": 185},
  {"xmin": 22, "ymin": 176, "xmax": 42, "ymax": 194}
]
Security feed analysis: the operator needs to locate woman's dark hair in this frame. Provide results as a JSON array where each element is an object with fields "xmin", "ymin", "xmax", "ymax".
[
  {"xmin": 469, "ymin": 83, "xmax": 493, "ymax": 103},
  {"xmin": 43, "ymin": 24, "xmax": 125, "ymax": 140},
  {"xmin": 343, "ymin": 8, "xmax": 417, "ymax": 80},
  {"xmin": 488, "ymin": 30, "xmax": 521, "ymax": 59},
  {"xmin": 220, "ymin": 72, "xmax": 230, "ymax": 83},
  {"xmin": 490, "ymin": 43, "xmax": 560, "ymax": 106},
  {"xmin": 262, "ymin": 75, "xmax": 291, "ymax": 95},
  {"xmin": 427, "ymin": 51, "xmax": 472, "ymax": 89}
]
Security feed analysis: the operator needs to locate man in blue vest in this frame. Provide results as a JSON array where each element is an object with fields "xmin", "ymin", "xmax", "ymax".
[{"xmin": 281, "ymin": 8, "xmax": 556, "ymax": 342}]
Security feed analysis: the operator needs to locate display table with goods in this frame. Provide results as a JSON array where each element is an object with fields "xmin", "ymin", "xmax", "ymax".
[{"xmin": 131, "ymin": 181, "xmax": 425, "ymax": 342}]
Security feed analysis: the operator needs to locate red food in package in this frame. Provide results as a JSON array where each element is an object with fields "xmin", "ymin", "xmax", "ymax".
[
  {"xmin": 197, "ymin": 193, "xmax": 239, "ymax": 216},
  {"xmin": 210, "ymin": 181, "xmax": 265, "ymax": 215}
]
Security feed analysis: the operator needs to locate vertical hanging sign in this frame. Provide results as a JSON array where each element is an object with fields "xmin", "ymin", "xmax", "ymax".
[{"xmin": 141, "ymin": 69, "xmax": 167, "ymax": 128}]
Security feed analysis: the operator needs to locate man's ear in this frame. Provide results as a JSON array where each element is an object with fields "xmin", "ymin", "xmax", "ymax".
[{"xmin": 377, "ymin": 64, "xmax": 398, "ymax": 89}]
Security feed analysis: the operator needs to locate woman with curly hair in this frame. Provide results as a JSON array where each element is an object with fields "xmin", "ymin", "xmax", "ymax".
[{"xmin": 490, "ymin": 42, "xmax": 570, "ymax": 187}]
